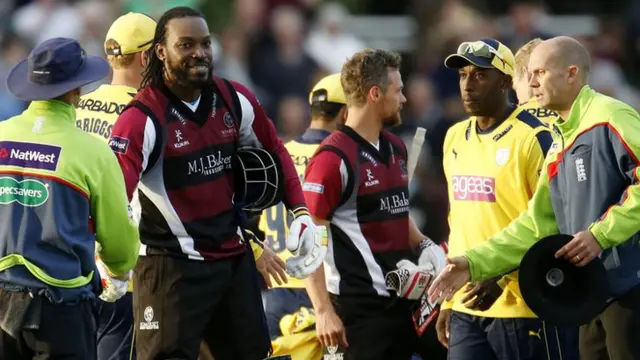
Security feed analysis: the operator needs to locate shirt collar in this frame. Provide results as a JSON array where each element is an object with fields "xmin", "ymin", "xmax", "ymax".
[
  {"xmin": 297, "ymin": 128, "xmax": 332, "ymax": 144},
  {"xmin": 555, "ymin": 85, "xmax": 595, "ymax": 138},
  {"xmin": 26, "ymin": 100, "xmax": 75, "ymax": 124}
]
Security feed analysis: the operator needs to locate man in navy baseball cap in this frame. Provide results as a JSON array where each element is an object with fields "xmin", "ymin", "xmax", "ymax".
[
  {"xmin": 0, "ymin": 38, "xmax": 138, "ymax": 360},
  {"xmin": 6, "ymin": 37, "xmax": 110, "ymax": 102}
]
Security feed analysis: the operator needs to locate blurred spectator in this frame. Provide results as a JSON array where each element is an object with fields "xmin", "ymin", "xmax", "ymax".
[
  {"xmin": 500, "ymin": 0, "xmax": 552, "ymax": 51},
  {"xmin": 235, "ymin": 0, "xmax": 268, "ymax": 37},
  {"xmin": 3, "ymin": 0, "xmax": 640, "ymax": 278},
  {"xmin": 277, "ymin": 96, "xmax": 309, "ymax": 141},
  {"xmin": 121, "ymin": 0, "xmax": 204, "ymax": 19},
  {"xmin": 216, "ymin": 26, "xmax": 261, "ymax": 94},
  {"xmin": 76, "ymin": 0, "xmax": 119, "ymax": 94},
  {"xmin": 251, "ymin": 5, "xmax": 320, "ymax": 120},
  {"xmin": 623, "ymin": 1, "xmax": 640, "ymax": 88},
  {"xmin": 578, "ymin": 33, "xmax": 640, "ymax": 109},
  {"xmin": 12, "ymin": 0, "xmax": 84, "ymax": 45},
  {"xmin": 399, "ymin": 76, "xmax": 444, "ymax": 133},
  {"xmin": 0, "ymin": 31, "xmax": 29, "ymax": 121},
  {"xmin": 305, "ymin": 2, "xmax": 367, "ymax": 73}
]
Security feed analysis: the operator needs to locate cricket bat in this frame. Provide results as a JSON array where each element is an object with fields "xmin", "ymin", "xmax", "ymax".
[
  {"xmin": 407, "ymin": 127, "xmax": 426, "ymax": 182},
  {"xmin": 406, "ymin": 127, "xmax": 439, "ymax": 337}
]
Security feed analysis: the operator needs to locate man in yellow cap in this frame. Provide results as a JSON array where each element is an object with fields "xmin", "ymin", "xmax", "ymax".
[
  {"xmin": 76, "ymin": 12, "xmax": 156, "ymax": 142},
  {"xmin": 258, "ymin": 72, "xmax": 346, "ymax": 360},
  {"xmin": 75, "ymin": 12, "xmax": 157, "ymax": 360}
]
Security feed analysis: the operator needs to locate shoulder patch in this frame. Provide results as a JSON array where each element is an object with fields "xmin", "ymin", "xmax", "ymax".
[
  {"xmin": 108, "ymin": 136, "xmax": 130, "ymax": 154},
  {"xmin": 303, "ymin": 182, "xmax": 324, "ymax": 194}
]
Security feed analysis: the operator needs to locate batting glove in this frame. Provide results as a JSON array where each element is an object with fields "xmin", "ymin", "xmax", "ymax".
[
  {"xmin": 418, "ymin": 238, "xmax": 447, "ymax": 276},
  {"xmin": 285, "ymin": 208, "xmax": 328, "ymax": 279},
  {"xmin": 95, "ymin": 258, "xmax": 130, "ymax": 303},
  {"xmin": 386, "ymin": 259, "xmax": 434, "ymax": 300}
]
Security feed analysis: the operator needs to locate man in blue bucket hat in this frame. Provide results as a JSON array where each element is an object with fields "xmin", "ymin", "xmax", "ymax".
[{"xmin": 0, "ymin": 38, "xmax": 140, "ymax": 360}]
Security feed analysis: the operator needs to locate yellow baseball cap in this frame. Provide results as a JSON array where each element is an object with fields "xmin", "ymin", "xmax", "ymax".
[
  {"xmin": 104, "ymin": 12, "xmax": 157, "ymax": 56},
  {"xmin": 444, "ymin": 38, "xmax": 515, "ymax": 77},
  {"xmin": 309, "ymin": 73, "xmax": 346, "ymax": 105}
]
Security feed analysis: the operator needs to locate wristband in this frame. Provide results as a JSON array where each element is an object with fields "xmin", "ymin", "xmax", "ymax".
[
  {"xmin": 291, "ymin": 206, "xmax": 309, "ymax": 218},
  {"xmin": 418, "ymin": 238, "xmax": 437, "ymax": 251},
  {"xmin": 250, "ymin": 241, "xmax": 264, "ymax": 259}
]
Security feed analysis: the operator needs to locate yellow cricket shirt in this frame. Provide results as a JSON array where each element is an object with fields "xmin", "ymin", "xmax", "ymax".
[
  {"xmin": 520, "ymin": 97, "xmax": 559, "ymax": 126},
  {"xmin": 76, "ymin": 84, "xmax": 137, "ymax": 141},
  {"xmin": 442, "ymin": 105, "xmax": 553, "ymax": 318}
]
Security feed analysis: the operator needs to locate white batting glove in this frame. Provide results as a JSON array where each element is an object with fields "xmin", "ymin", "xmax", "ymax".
[
  {"xmin": 418, "ymin": 238, "xmax": 447, "ymax": 276},
  {"xmin": 285, "ymin": 209, "xmax": 328, "ymax": 279},
  {"xmin": 386, "ymin": 259, "xmax": 434, "ymax": 300},
  {"xmin": 95, "ymin": 258, "xmax": 129, "ymax": 303}
]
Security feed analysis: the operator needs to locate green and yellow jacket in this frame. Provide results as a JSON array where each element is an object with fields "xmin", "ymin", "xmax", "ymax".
[{"xmin": 0, "ymin": 100, "xmax": 139, "ymax": 304}]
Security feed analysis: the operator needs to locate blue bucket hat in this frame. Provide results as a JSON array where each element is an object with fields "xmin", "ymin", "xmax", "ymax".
[{"xmin": 6, "ymin": 37, "xmax": 110, "ymax": 101}]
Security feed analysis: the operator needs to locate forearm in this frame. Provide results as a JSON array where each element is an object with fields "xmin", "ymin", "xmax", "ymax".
[
  {"xmin": 276, "ymin": 146, "xmax": 307, "ymax": 210},
  {"xmin": 95, "ymin": 165, "xmax": 140, "ymax": 275},
  {"xmin": 306, "ymin": 265, "xmax": 334, "ymax": 314},
  {"xmin": 409, "ymin": 216, "xmax": 425, "ymax": 249},
  {"xmin": 466, "ymin": 173, "xmax": 558, "ymax": 281},
  {"xmin": 306, "ymin": 215, "xmax": 335, "ymax": 313},
  {"xmin": 410, "ymin": 216, "xmax": 448, "ymax": 252},
  {"xmin": 465, "ymin": 210, "xmax": 540, "ymax": 281},
  {"xmin": 589, "ymin": 172, "xmax": 640, "ymax": 249}
]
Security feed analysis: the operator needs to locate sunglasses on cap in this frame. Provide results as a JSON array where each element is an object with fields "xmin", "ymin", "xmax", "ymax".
[{"xmin": 456, "ymin": 41, "xmax": 505, "ymax": 61}]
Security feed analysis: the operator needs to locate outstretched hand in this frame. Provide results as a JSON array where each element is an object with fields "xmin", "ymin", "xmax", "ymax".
[{"xmin": 427, "ymin": 256, "xmax": 471, "ymax": 304}]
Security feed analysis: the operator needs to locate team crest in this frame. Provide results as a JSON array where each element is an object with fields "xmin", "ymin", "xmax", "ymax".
[
  {"xmin": 495, "ymin": 148, "xmax": 510, "ymax": 166},
  {"xmin": 399, "ymin": 159, "xmax": 408, "ymax": 175},
  {"xmin": 223, "ymin": 112, "xmax": 234, "ymax": 128}
]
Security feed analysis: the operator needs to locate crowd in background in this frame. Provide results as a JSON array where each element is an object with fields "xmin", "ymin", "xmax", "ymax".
[{"xmin": 2, "ymin": 0, "xmax": 640, "ymax": 244}]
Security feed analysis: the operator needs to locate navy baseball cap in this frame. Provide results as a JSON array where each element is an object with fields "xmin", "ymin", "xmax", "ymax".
[
  {"xmin": 444, "ymin": 38, "xmax": 515, "ymax": 77},
  {"xmin": 6, "ymin": 37, "xmax": 110, "ymax": 101}
]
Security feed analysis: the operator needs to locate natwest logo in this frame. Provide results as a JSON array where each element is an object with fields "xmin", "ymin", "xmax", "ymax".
[
  {"xmin": 188, "ymin": 151, "xmax": 233, "ymax": 176},
  {"xmin": 0, "ymin": 141, "xmax": 61, "ymax": 171},
  {"xmin": 452, "ymin": 175, "xmax": 496, "ymax": 202}
]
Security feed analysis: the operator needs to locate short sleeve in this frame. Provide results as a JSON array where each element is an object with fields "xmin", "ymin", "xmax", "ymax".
[
  {"xmin": 303, "ymin": 150, "xmax": 345, "ymax": 221},
  {"xmin": 109, "ymin": 106, "xmax": 156, "ymax": 202}
]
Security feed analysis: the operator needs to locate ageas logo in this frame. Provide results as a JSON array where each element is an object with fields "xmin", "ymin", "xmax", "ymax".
[{"xmin": 452, "ymin": 175, "xmax": 496, "ymax": 202}]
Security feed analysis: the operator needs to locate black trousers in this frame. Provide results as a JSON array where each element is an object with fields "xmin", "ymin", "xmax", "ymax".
[
  {"xmin": 0, "ymin": 291, "xmax": 97, "ymax": 360},
  {"xmin": 133, "ymin": 251, "xmax": 271, "ymax": 360},
  {"xmin": 327, "ymin": 294, "xmax": 447, "ymax": 360},
  {"xmin": 580, "ymin": 284, "xmax": 640, "ymax": 360}
]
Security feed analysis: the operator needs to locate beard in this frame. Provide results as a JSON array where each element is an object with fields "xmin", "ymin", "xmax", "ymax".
[
  {"xmin": 383, "ymin": 108, "xmax": 402, "ymax": 127},
  {"xmin": 165, "ymin": 55, "xmax": 213, "ymax": 88}
]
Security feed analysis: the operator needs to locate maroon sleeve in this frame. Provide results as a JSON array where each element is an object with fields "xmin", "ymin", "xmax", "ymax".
[
  {"xmin": 303, "ymin": 150, "xmax": 344, "ymax": 220},
  {"xmin": 108, "ymin": 106, "xmax": 150, "ymax": 202},
  {"xmin": 230, "ymin": 80, "xmax": 306, "ymax": 212}
]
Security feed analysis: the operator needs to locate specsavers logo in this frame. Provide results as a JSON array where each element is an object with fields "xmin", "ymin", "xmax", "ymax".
[{"xmin": 0, "ymin": 177, "xmax": 49, "ymax": 207}]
